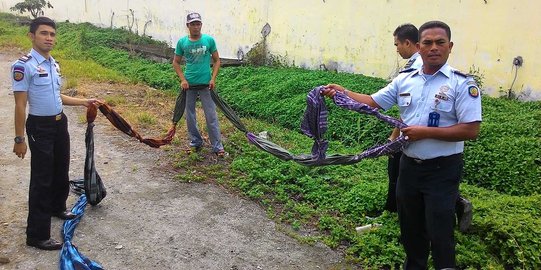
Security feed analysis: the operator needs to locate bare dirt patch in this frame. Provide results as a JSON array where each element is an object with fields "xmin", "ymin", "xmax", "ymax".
[{"xmin": 0, "ymin": 51, "xmax": 354, "ymax": 270}]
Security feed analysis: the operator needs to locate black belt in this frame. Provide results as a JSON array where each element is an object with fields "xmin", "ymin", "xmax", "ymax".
[
  {"xmin": 403, "ymin": 153, "xmax": 462, "ymax": 166},
  {"xmin": 189, "ymin": 84, "xmax": 209, "ymax": 90},
  {"xmin": 28, "ymin": 112, "xmax": 64, "ymax": 122}
]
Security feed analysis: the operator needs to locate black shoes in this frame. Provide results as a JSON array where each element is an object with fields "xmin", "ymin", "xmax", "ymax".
[
  {"xmin": 25, "ymin": 211, "xmax": 74, "ymax": 250},
  {"xmin": 456, "ymin": 197, "xmax": 473, "ymax": 233},
  {"xmin": 26, "ymin": 238, "xmax": 63, "ymax": 250},
  {"xmin": 52, "ymin": 210, "xmax": 77, "ymax": 220}
]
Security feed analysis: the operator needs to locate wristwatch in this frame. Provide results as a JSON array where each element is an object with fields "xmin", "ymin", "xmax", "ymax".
[{"xmin": 14, "ymin": 136, "xmax": 25, "ymax": 144}]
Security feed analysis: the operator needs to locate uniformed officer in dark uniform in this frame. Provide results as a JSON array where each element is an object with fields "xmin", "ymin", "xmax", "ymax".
[
  {"xmin": 323, "ymin": 21, "xmax": 482, "ymax": 270},
  {"xmin": 12, "ymin": 17, "xmax": 101, "ymax": 250}
]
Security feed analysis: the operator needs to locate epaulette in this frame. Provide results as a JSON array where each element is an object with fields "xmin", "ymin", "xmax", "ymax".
[
  {"xmin": 403, "ymin": 58, "xmax": 416, "ymax": 69},
  {"xmin": 452, "ymin": 69, "xmax": 471, "ymax": 78},
  {"xmin": 18, "ymin": 54, "xmax": 32, "ymax": 63},
  {"xmin": 399, "ymin": 67, "xmax": 416, "ymax": 74}
]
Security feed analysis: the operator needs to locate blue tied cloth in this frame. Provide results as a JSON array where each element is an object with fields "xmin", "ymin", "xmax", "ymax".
[{"xmin": 60, "ymin": 194, "xmax": 104, "ymax": 270}]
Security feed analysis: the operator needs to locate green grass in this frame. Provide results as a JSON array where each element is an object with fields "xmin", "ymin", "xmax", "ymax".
[
  {"xmin": 0, "ymin": 14, "xmax": 29, "ymax": 48},
  {"xmin": 0, "ymin": 17, "xmax": 131, "ymax": 86},
  {"xmin": 135, "ymin": 111, "xmax": 156, "ymax": 127},
  {"xmin": 55, "ymin": 59, "xmax": 130, "ymax": 84},
  {"xmin": 103, "ymin": 95, "xmax": 127, "ymax": 106}
]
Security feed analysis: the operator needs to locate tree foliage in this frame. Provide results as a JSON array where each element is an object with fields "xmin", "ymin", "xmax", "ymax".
[{"xmin": 10, "ymin": 0, "xmax": 53, "ymax": 19}]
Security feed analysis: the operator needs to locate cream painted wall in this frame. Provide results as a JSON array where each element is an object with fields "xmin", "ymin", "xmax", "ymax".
[{"xmin": 1, "ymin": 0, "xmax": 539, "ymax": 99}]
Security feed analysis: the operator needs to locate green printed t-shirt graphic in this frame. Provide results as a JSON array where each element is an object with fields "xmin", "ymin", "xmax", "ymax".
[{"xmin": 175, "ymin": 34, "xmax": 217, "ymax": 85}]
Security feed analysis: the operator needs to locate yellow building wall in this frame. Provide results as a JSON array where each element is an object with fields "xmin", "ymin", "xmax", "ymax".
[{"xmin": 1, "ymin": 0, "xmax": 539, "ymax": 99}]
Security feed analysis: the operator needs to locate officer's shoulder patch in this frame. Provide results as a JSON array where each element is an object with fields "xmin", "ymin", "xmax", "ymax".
[
  {"xmin": 13, "ymin": 65, "xmax": 25, "ymax": 81},
  {"xmin": 468, "ymin": 85, "xmax": 480, "ymax": 98},
  {"xmin": 18, "ymin": 54, "xmax": 32, "ymax": 63},
  {"xmin": 452, "ymin": 69, "xmax": 471, "ymax": 78},
  {"xmin": 399, "ymin": 67, "xmax": 416, "ymax": 74}
]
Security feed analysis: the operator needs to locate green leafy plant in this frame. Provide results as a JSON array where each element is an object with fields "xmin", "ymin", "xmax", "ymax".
[
  {"xmin": 245, "ymin": 40, "xmax": 290, "ymax": 67},
  {"xmin": 469, "ymin": 64, "xmax": 485, "ymax": 89}
]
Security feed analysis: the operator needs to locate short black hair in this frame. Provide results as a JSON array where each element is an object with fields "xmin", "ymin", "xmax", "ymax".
[
  {"xmin": 29, "ymin": 17, "xmax": 56, "ymax": 34},
  {"xmin": 393, "ymin": 23, "xmax": 418, "ymax": 43},
  {"xmin": 418, "ymin": 20, "xmax": 451, "ymax": 41}
]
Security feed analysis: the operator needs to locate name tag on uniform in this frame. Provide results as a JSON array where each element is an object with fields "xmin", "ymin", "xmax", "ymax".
[
  {"xmin": 434, "ymin": 93, "xmax": 449, "ymax": 101},
  {"xmin": 39, "ymin": 73, "xmax": 49, "ymax": 77},
  {"xmin": 399, "ymin": 92, "xmax": 411, "ymax": 106},
  {"xmin": 428, "ymin": 111, "xmax": 440, "ymax": 127}
]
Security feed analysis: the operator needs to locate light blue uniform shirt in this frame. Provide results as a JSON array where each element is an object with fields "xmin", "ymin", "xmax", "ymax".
[
  {"xmin": 372, "ymin": 63, "xmax": 482, "ymax": 159},
  {"xmin": 11, "ymin": 48, "xmax": 63, "ymax": 116},
  {"xmin": 390, "ymin": 52, "xmax": 422, "ymax": 80},
  {"xmin": 404, "ymin": 52, "xmax": 422, "ymax": 70}
]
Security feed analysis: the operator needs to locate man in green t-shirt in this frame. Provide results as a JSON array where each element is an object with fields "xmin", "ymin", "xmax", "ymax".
[{"xmin": 172, "ymin": 12, "xmax": 225, "ymax": 157}]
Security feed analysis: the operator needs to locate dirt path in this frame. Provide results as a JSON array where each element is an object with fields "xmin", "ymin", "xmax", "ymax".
[{"xmin": 0, "ymin": 51, "xmax": 350, "ymax": 270}]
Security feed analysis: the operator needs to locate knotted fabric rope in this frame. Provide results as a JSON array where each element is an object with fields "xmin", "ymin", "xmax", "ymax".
[
  {"xmin": 300, "ymin": 87, "xmax": 329, "ymax": 161},
  {"xmin": 99, "ymin": 85, "xmax": 407, "ymax": 166},
  {"xmin": 84, "ymin": 106, "xmax": 107, "ymax": 206},
  {"xmin": 81, "ymin": 103, "xmax": 177, "ymax": 205},
  {"xmin": 94, "ymin": 104, "xmax": 173, "ymax": 148},
  {"xmin": 171, "ymin": 89, "xmax": 249, "ymax": 133},
  {"xmin": 60, "ymin": 103, "xmax": 168, "ymax": 268},
  {"xmin": 60, "ymin": 195, "xmax": 104, "ymax": 270},
  {"xmin": 169, "ymin": 86, "xmax": 408, "ymax": 166},
  {"xmin": 243, "ymin": 86, "xmax": 408, "ymax": 166}
]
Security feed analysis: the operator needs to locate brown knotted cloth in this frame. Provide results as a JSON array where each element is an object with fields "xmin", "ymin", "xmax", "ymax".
[{"xmin": 87, "ymin": 103, "xmax": 173, "ymax": 148}]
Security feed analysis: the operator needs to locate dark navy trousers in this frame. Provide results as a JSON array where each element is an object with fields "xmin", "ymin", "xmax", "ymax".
[
  {"xmin": 25, "ymin": 112, "xmax": 70, "ymax": 240},
  {"xmin": 397, "ymin": 153, "xmax": 463, "ymax": 270},
  {"xmin": 385, "ymin": 151, "xmax": 402, "ymax": 212}
]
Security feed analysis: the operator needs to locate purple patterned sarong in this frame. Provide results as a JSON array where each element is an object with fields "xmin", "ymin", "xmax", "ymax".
[{"xmin": 240, "ymin": 86, "xmax": 408, "ymax": 166}]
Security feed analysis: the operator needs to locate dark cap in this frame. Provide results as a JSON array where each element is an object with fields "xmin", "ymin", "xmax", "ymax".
[{"xmin": 186, "ymin": 12, "xmax": 202, "ymax": 23}]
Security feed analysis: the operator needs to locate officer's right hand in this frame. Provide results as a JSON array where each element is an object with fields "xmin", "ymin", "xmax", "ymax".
[
  {"xmin": 401, "ymin": 126, "xmax": 429, "ymax": 142},
  {"xmin": 13, "ymin": 142, "xmax": 27, "ymax": 159},
  {"xmin": 322, "ymin": 84, "xmax": 345, "ymax": 98},
  {"xmin": 181, "ymin": 80, "xmax": 189, "ymax": 91},
  {"xmin": 325, "ymin": 84, "xmax": 345, "ymax": 92},
  {"xmin": 84, "ymin": 98, "xmax": 103, "ymax": 108}
]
